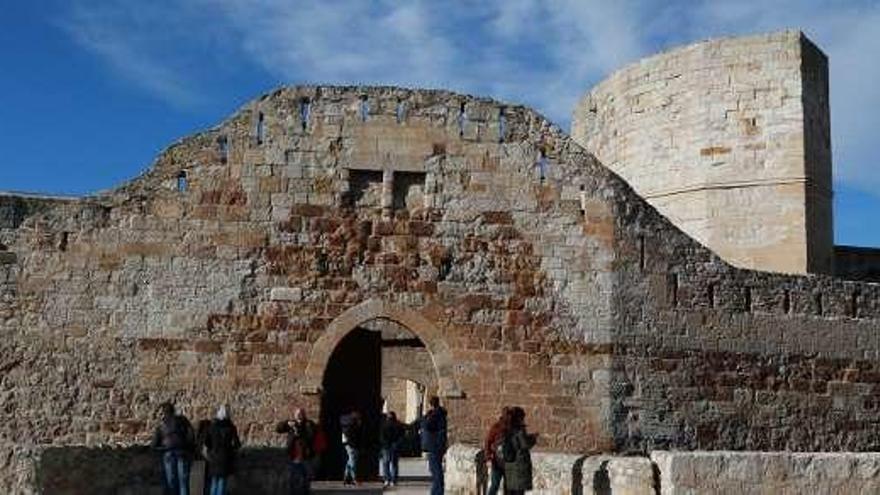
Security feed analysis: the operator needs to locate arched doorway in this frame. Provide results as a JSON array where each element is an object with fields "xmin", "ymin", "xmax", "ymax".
[
  {"xmin": 307, "ymin": 299, "xmax": 460, "ymax": 481},
  {"xmin": 319, "ymin": 318, "xmax": 439, "ymax": 480}
]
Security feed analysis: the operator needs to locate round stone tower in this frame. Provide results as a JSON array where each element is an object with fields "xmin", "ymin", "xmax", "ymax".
[{"xmin": 572, "ymin": 30, "xmax": 833, "ymax": 275}]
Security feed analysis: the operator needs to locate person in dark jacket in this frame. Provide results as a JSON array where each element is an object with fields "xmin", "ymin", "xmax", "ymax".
[
  {"xmin": 151, "ymin": 402, "xmax": 195, "ymax": 495},
  {"xmin": 203, "ymin": 405, "xmax": 241, "ymax": 495},
  {"xmin": 379, "ymin": 411, "xmax": 405, "ymax": 487},
  {"xmin": 277, "ymin": 408, "xmax": 319, "ymax": 495},
  {"xmin": 339, "ymin": 410, "xmax": 363, "ymax": 485},
  {"xmin": 484, "ymin": 407, "xmax": 511, "ymax": 495},
  {"xmin": 419, "ymin": 396, "xmax": 448, "ymax": 495},
  {"xmin": 502, "ymin": 407, "xmax": 537, "ymax": 495}
]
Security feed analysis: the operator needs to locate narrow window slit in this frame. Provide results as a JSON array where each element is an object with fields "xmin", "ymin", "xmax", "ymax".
[
  {"xmin": 58, "ymin": 232, "xmax": 69, "ymax": 252},
  {"xmin": 458, "ymin": 102, "xmax": 466, "ymax": 137},
  {"xmin": 579, "ymin": 184, "xmax": 587, "ymax": 217},
  {"xmin": 359, "ymin": 96, "xmax": 369, "ymax": 122},
  {"xmin": 439, "ymin": 254, "xmax": 453, "ymax": 281},
  {"xmin": 638, "ymin": 235, "xmax": 646, "ymax": 272},
  {"xmin": 537, "ymin": 149, "xmax": 548, "ymax": 183},
  {"xmin": 782, "ymin": 290, "xmax": 791, "ymax": 314},
  {"xmin": 815, "ymin": 293, "xmax": 823, "ymax": 316},
  {"xmin": 396, "ymin": 100, "xmax": 406, "ymax": 124},
  {"xmin": 177, "ymin": 171, "xmax": 188, "ymax": 192},
  {"xmin": 498, "ymin": 107, "xmax": 507, "ymax": 143},
  {"xmin": 217, "ymin": 136, "xmax": 229, "ymax": 163},
  {"xmin": 708, "ymin": 284, "xmax": 716, "ymax": 308},
  {"xmin": 851, "ymin": 290, "xmax": 860, "ymax": 318},
  {"xmin": 299, "ymin": 98, "xmax": 311, "ymax": 131},
  {"xmin": 668, "ymin": 273, "xmax": 679, "ymax": 307},
  {"xmin": 744, "ymin": 287, "xmax": 752, "ymax": 312},
  {"xmin": 256, "ymin": 112, "xmax": 265, "ymax": 144}
]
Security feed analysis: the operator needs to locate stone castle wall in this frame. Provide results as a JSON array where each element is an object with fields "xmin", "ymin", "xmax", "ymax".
[
  {"xmin": 573, "ymin": 30, "xmax": 834, "ymax": 275},
  {"xmin": 0, "ymin": 87, "xmax": 623, "ymax": 492},
  {"xmin": 0, "ymin": 84, "xmax": 878, "ymax": 493}
]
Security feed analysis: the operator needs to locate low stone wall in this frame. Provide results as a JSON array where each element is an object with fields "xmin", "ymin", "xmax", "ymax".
[
  {"xmin": 446, "ymin": 445, "xmax": 880, "ymax": 494},
  {"xmin": 33, "ymin": 446, "xmax": 289, "ymax": 495},
  {"xmin": 444, "ymin": 444, "xmax": 654, "ymax": 494},
  {"xmin": 652, "ymin": 451, "xmax": 880, "ymax": 495}
]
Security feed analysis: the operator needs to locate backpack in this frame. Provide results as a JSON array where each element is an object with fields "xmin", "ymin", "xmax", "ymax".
[
  {"xmin": 161, "ymin": 416, "xmax": 191, "ymax": 450},
  {"xmin": 494, "ymin": 432, "xmax": 516, "ymax": 463}
]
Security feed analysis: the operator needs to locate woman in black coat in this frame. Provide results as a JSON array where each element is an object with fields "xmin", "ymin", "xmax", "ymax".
[{"xmin": 203, "ymin": 405, "xmax": 242, "ymax": 495}]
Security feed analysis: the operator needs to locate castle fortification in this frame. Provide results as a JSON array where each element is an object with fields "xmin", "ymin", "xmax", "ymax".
[
  {"xmin": 0, "ymin": 32, "xmax": 878, "ymax": 494},
  {"xmin": 573, "ymin": 30, "xmax": 833, "ymax": 275}
]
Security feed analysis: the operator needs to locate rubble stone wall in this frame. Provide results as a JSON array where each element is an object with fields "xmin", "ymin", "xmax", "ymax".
[
  {"xmin": 573, "ymin": 30, "xmax": 834, "ymax": 275},
  {"xmin": 0, "ymin": 86, "xmax": 624, "ymax": 492},
  {"xmin": 0, "ymin": 84, "xmax": 879, "ymax": 493}
]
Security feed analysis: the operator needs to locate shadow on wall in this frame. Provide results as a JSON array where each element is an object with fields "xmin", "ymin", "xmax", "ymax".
[{"xmin": 37, "ymin": 446, "xmax": 290, "ymax": 495}]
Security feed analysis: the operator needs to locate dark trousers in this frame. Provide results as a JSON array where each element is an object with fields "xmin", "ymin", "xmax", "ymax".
[
  {"xmin": 162, "ymin": 450, "xmax": 190, "ymax": 495},
  {"xmin": 426, "ymin": 451, "xmax": 444, "ymax": 495},
  {"xmin": 488, "ymin": 462, "xmax": 504, "ymax": 495}
]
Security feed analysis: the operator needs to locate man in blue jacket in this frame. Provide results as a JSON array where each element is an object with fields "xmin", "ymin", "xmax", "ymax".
[{"xmin": 419, "ymin": 396, "xmax": 447, "ymax": 495}]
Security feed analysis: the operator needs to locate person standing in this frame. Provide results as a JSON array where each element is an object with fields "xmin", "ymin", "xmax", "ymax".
[
  {"xmin": 484, "ymin": 407, "xmax": 511, "ymax": 495},
  {"xmin": 380, "ymin": 411, "xmax": 404, "ymax": 488},
  {"xmin": 339, "ymin": 410, "xmax": 363, "ymax": 486},
  {"xmin": 204, "ymin": 405, "xmax": 241, "ymax": 495},
  {"xmin": 502, "ymin": 407, "xmax": 537, "ymax": 495},
  {"xmin": 151, "ymin": 402, "xmax": 195, "ymax": 495},
  {"xmin": 419, "ymin": 396, "xmax": 448, "ymax": 495},
  {"xmin": 277, "ymin": 408, "xmax": 318, "ymax": 495}
]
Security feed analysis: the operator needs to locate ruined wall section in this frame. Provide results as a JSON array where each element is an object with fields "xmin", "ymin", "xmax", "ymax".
[
  {"xmin": 2, "ymin": 84, "xmax": 879, "ymax": 493},
  {"xmin": 0, "ymin": 86, "xmax": 639, "ymax": 491},
  {"xmin": 573, "ymin": 30, "xmax": 833, "ymax": 275},
  {"xmin": 611, "ymin": 177, "xmax": 880, "ymax": 452}
]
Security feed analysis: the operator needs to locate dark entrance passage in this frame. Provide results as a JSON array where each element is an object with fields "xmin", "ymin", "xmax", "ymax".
[{"xmin": 320, "ymin": 328, "xmax": 382, "ymax": 480}]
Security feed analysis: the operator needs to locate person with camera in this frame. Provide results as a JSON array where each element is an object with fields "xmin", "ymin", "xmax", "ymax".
[{"xmin": 276, "ymin": 408, "xmax": 319, "ymax": 494}]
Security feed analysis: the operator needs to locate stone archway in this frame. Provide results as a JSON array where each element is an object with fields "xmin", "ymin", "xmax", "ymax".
[{"xmin": 300, "ymin": 298, "xmax": 463, "ymax": 398}]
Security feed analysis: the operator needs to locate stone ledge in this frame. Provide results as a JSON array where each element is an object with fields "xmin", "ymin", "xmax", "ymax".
[
  {"xmin": 651, "ymin": 451, "xmax": 880, "ymax": 495},
  {"xmin": 445, "ymin": 444, "xmax": 655, "ymax": 494}
]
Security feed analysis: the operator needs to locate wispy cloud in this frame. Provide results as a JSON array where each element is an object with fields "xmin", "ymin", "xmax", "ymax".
[
  {"xmin": 60, "ymin": 1, "xmax": 215, "ymax": 106},
  {"xmin": 60, "ymin": 0, "xmax": 880, "ymax": 195}
]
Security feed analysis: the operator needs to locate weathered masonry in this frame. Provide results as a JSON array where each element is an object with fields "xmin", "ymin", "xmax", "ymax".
[
  {"xmin": 0, "ymin": 33, "xmax": 879, "ymax": 494},
  {"xmin": 574, "ymin": 31, "xmax": 834, "ymax": 276}
]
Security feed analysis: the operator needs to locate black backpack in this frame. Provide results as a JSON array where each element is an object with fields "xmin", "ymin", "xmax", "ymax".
[
  {"xmin": 494, "ymin": 432, "xmax": 516, "ymax": 463},
  {"xmin": 161, "ymin": 416, "xmax": 191, "ymax": 450}
]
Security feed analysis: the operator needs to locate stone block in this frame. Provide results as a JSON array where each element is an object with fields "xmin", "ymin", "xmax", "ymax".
[{"xmin": 270, "ymin": 287, "xmax": 302, "ymax": 302}]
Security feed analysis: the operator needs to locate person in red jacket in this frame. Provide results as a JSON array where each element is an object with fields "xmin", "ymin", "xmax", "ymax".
[
  {"xmin": 484, "ymin": 407, "xmax": 511, "ymax": 495},
  {"xmin": 277, "ymin": 408, "xmax": 320, "ymax": 494}
]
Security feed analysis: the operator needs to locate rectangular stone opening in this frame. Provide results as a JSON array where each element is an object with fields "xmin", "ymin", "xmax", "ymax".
[
  {"xmin": 392, "ymin": 171, "xmax": 426, "ymax": 210},
  {"xmin": 344, "ymin": 169, "xmax": 383, "ymax": 208}
]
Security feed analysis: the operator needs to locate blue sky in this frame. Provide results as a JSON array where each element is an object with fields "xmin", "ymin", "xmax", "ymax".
[{"xmin": 1, "ymin": 0, "xmax": 879, "ymax": 246}]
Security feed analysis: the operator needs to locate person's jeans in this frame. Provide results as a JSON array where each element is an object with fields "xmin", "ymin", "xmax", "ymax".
[
  {"xmin": 209, "ymin": 476, "xmax": 227, "ymax": 495},
  {"xmin": 381, "ymin": 446, "xmax": 399, "ymax": 484},
  {"xmin": 426, "ymin": 451, "xmax": 444, "ymax": 495},
  {"xmin": 344, "ymin": 445, "xmax": 358, "ymax": 482},
  {"xmin": 288, "ymin": 461, "xmax": 310, "ymax": 495},
  {"xmin": 487, "ymin": 462, "xmax": 504, "ymax": 495},
  {"xmin": 162, "ymin": 450, "xmax": 190, "ymax": 495}
]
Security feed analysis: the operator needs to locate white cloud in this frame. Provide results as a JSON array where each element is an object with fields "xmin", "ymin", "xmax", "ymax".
[
  {"xmin": 61, "ymin": 1, "xmax": 210, "ymax": 106},
  {"xmin": 60, "ymin": 0, "xmax": 880, "ymax": 195}
]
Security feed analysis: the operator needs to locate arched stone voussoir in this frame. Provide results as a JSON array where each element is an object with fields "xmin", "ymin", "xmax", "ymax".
[{"xmin": 300, "ymin": 298, "xmax": 464, "ymax": 398}]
